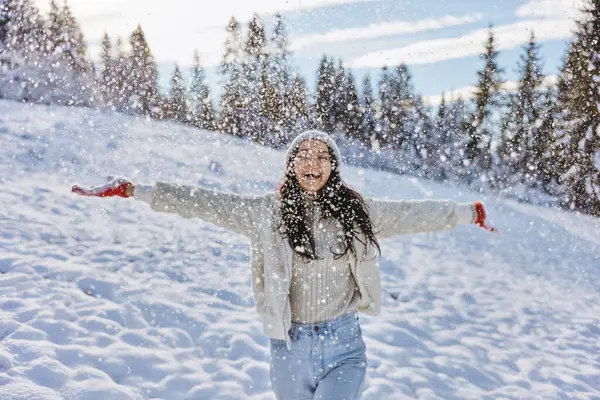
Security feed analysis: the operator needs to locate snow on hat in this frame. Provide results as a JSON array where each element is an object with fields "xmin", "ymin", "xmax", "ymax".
[{"xmin": 285, "ymin": 130, "xmax": 342, "ymax": 171}]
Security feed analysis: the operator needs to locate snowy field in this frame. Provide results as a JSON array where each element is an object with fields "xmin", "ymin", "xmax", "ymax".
[{"xmin": 0, "ymin": 100, "xmax": 599, "ymax": 400}]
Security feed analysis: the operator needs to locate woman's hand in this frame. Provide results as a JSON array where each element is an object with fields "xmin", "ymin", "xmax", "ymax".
[
  {"xmin": 474, "ymin": 201, "xmax": 497, "ymax": 233},
  {"xmin": 71, "ymin": 176, "xmax": 134, "ymax": 198}
]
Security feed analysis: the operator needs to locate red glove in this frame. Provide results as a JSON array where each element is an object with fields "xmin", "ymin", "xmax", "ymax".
[
  {"xmin": 474, "ymin": 201, "xmax": 497, "ymax": 233},
  {"xmin": 72, "ymin": 177, "xmax": 133, "ymax": 198}
]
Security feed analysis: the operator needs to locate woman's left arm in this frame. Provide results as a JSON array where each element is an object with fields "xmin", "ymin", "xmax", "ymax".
[{"xmin": 366, "ymin": 198, "xmax": 483, "ymax": 239}]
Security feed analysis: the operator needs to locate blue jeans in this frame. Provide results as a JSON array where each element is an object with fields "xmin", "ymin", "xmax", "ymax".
[{"xmin": 269, "ymin": 312, "xmax": 367, "ymax": 400}]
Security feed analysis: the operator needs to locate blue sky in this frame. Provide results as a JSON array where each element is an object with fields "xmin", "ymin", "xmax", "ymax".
[{"xmin": 35, "ymin": 0, "xmax": 583, "ymax": 106}]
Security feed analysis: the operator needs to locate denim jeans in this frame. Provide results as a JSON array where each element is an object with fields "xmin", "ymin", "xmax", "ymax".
[{"xmin": 269, "ymin": 312, "xmax": 367, "ymax": 400}]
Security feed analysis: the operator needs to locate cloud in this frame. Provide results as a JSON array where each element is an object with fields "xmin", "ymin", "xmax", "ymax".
[
  {"xmin": 515, "ymin": 0, "xmax": 586, "ymax": 19},
  {"xmin": 349, "ymin": 18, "xmax": 575, "ymax": 68},
  {"xmin": 32, "ymin": 0, "xmax": 376, "ymax": 67},
  {"xmin": 423, "ymin": 75, "xmax": 559, "ymax": 106},
  {"xmin": 289, "ymin": 14, "xmax": 483, "ymax": 51}
]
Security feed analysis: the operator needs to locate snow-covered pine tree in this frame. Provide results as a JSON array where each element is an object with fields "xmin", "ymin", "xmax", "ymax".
[
  {"xmin": 412, "ymin": 96, "xmax": 435, "ymax": 177},
  {"xmin": 99, "ymin": 32, "xmax": 115, "ymax": 106},
  {"xmin": 0, "ymin": 0, "xmax": 7, "ymax": 44},
  {"xmin": 110, "ymin": 36, "xmax": 129, "ymax": 112},
  {"xmin": 315, "ymin": 55, "xmax": 336, "ymax": 132},
  {"xmin": 531, "ymin": 87, "xmax": 562, "ymax": 195},
  {"xmin": 243, "ymin": 13, "xmax": 267, "ymax": 141},
  {"xmin": 257, "ymin": 60, "xmax": 275, "ymax": 145},
  {"xmin": 0, "ymin": 0, "xmax": 96, "ymax": 105},
  {"xmin": 218, "ymin": 16, "xmax": 245, "ymax": 136},
  {"xmin": 497, "ymin": 32, "xmax": 545, "ymax": 188},
  {"xmin": 189, "ymin": 50, "xmax": 215, "ymax": 131},
  {"xmin": 0, "ymin": 0, "xmax": 42, "ymax": 100},
  {"xmin": 344, "ymin": 69, "xmax": 361, "ymax": 141},
  {"xmin": 0, "ymin": 0, "xmax": 39, "ymax": 63},
  {"xmin": 46, "ymin": 0, "xmax": 61, "ymax": 52},
  {"xmin": 126, "ymin": 25, "xmax": 159, "ymax": 116},
  {"xmin": 332, "ymin": 60, "xmax": 348, "ymax": 132},
  {"xmin": 464, "ymin": 26, "xmax": 504, "ymax": 185},
  {"xmin": 287, "ymin": 74, "xmax": 311, "ymax": 136},
  {"xmin": 430, "ymin": 94, "xmax": 451, "ymax": 181},
  {"xmin": 376, "ymin": 66, "xmax": 392, "ymax": 149},
  {"xmin": 359, "ymin": 74, "xmax": 377, "ymax": 148},
  {"xmin": 268, "ymin": 13, "xmax": 293, "ymax": 144},
  {"xmin": 388, "ymin": 64, "xmax": 426, "ymax": 172},
  {"xmin": 444, "ymin": 96, "xmax": 471, "ymax": 181},
  {"xmin": 40, "ymin": 0, "xmax": 95, "ymax": 105},
  {"xmin": 165, "ymin": 64, "xmax": 189, "ymax": 123},
  {"xmin": 61, "ymin": 1, "xmax": 88, "ymax": 70},
  {"xmin": 555, "ymin": 0, "xmax": 600, "ymax": 215}
]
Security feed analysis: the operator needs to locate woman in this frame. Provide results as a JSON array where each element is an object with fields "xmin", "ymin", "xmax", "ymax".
[{"xmin": 72, "ymin": 130, "xmax": 494, "ymax": 400}]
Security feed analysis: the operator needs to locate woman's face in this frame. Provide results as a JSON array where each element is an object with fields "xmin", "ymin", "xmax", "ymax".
[{"xmin": 292, "ymin": 140, "xmax": 333, "ymax": 194}]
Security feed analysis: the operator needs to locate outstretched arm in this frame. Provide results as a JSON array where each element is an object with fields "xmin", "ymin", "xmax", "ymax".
[
  {"xmin": 367, "ymin": 197, "xmax": 483, "ymax": 239},
  {"xmin": 135, "ymin": 181, "xmax": 262, "ymax": 236},
  {"xmin": 72, "ymin": 177, "xmax": 262, "ymax": 237}
]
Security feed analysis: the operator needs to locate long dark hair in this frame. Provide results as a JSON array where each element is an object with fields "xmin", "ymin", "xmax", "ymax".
[{"xmin": 279, "ymin": 145, "xmax": 380, "ymax": 261}]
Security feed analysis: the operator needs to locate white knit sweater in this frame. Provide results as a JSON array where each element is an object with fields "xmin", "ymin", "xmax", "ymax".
[
  {"xmin": 289, "ymin": 199, "xmax": 362, "ymax": 324},
  {"xmin": 134, "ymin": 182, "xmax": 475, "ymax": 349}
]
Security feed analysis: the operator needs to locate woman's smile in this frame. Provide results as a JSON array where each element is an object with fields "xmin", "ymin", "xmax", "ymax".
[{"xmin": 293, "ymin": 139, "xmax": 332, "ymax": 194}]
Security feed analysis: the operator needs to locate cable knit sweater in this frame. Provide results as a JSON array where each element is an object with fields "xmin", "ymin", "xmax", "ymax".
[
  {"xmin": 134, "ymin": 182, "xmax": 476, "ymax": 349},
  {"xmin": 289, "ymin": 197, "xmax": 362, "ymax": 324}
]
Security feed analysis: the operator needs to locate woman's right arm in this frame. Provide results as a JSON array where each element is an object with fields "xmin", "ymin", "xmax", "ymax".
[
  {"xmin": 134, "ymin": 181, "xmax": 262, "ymax": 236},
  {"xmin": 72, "ymin": 177, "xmax": 262, "ymax": 237}
]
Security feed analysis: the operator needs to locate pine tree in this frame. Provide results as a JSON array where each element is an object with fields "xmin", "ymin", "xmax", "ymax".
[
  {"xmin": 359, "ymin": 74, "xmax": 376, "ymax": 147},
  {"xmin": 388, "ymin": 64, "xmax": 413, "ymax": 150},
  {"xmin": 446, "ymin": 97, "xmax": 471, "ymax": 180},
  {"xmin": 61, "ymin": 1, "xmax": 88, "ymax": 71},
  {"xmin": 412, "ymin": 97, "xmax": 435, "ymax": 176},
  {"xmin": 288, "ymin": 75, "xmax": 311, "ymax": 137},
  {"xmin": 315, "ymin": 55, "xmax": 336, "ymax": 132},
  {"xmin": 0, "ymin": 0, "xmax": 39, "ymax": 58},
  {"xmin": 0, "ymin": 0, "xmax": 97, "ymax": 105},
  {"xmin": 464, "ymin": 26, "xmax": 504, "ymax": 184},
  {"xmin": 111, "ymin": 36, "xmax": 129, "ymax": 112},
  {"xmin": 100, "ymin": 32, "xmax": 114, "ymax": 105},
  {"xmin": 344, "ymin": 69, "xmax": 361, "ymax": 140},
  {"xmin": 189, "ymin": 50, "xmax": 215, "ymax": 130},
  {"xmin": 46, "ymin": 0, "xmax": 62, "ymax": 53},
  {"xmin": 431, "ymin": 94, "xmax": 451, "ymax": 180},
  {"xmin": 44, "ymin": 1, "xmax": 89, "ymax": 75},
  {"xmin": 375, "ymin": 63, "xmax": 430, "ymax": 173},
  {"xmin": 268, "ymin": 13, "xmax": 293, "ymax": 142},
  {"xmin": 556, "ymin": 0, "xmax": 600, "ymax": 215},
  {"xmin": 245, "ymin": 13, "xmax": 266, "ymax": 60},
  {"xmin": 376, "ymin": 66, "xmax": 392, "ymax": 149},
  {"xmin": 243, "ymin": 13, "xmax": 267, "ymax": 141},
  {"xmin": 0, "ymin": 0, "xmax": 40, "ymax": 65},
  {"xmin": 218, "ymin": 16, "xmax": 245, "ymax": 136},
  {"xmin": 126, "ymin": 25, "xmax": 159, "ymax": 115},
  {"xmin": 0, "ymin": 0, "xmax": 8, "ymax": 45},
  {"xmin": 165, "ymin": 64, "xmax": 189, "ymax": 123},
  {"xmin": 332, "ymin": 60, "xmax": 348, "ymax": 132},
  {"xmin": 532, "ymin": 87, "xmax": 562, "ymax": 194},
  {"xmin": 498, "ymin": 32, "xmax": 545, "ymax": 187},
  {"xmin": 257, "ymin": 62, "xmax": 276, "ymax": 144}
]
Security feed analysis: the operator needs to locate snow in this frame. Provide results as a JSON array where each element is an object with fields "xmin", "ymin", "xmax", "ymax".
[{"xmin": 0, "ymin": 99, "xmax": 599, "ymax": 399}]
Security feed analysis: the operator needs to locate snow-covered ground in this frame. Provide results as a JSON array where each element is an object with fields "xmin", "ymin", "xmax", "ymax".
[{"xmin": 0, "ymin": 100, "xmax": 599, "ymax": 400}]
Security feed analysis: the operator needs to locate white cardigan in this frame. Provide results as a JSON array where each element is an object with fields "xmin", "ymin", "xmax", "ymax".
[{"xmin": 134, "ymin": 182, "xmax": 475, "ymax": 349}]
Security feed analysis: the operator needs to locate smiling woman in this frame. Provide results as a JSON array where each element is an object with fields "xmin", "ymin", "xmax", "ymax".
[
  {"xmin": 71, "ymin": 129, "xmax": 494, "ymax": 400},
  {"xmin": 292, "ymin": 140, "xmax": 333, "ymax": 194}
]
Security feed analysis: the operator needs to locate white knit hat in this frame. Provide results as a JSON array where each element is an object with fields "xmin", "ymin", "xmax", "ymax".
[{"xmin": 285, "ymin": 130, "xmax": 342, "ymax": 171}]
